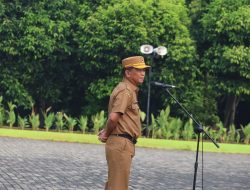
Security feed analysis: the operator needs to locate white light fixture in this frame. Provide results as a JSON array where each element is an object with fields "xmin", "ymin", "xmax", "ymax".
[
  {"xmin": 154, "ymin": 46, "xmax": 167, "ymax": 57},
  {"xmin": 140, "ymin": 44, "xmax": 168, "ymax": 134},
  {"xmin": 140, "ymin": 45, "xmax": 154, "ymax": 54}
]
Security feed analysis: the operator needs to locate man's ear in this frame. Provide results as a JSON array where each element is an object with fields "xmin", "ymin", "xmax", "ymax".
[{"xmin": 125, "ymin": 69, "xmax": 131, "ymax": 77}]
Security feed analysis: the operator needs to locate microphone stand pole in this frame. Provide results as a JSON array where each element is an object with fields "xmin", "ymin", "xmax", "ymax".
[{"xmin": 164, "ymin": 88, "xmax": 219, "ymax": 190}]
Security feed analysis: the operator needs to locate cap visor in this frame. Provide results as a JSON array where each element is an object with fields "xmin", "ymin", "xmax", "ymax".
[{"xmin": 132, "ymin": 65, "xmax": 151, "ymax": 69}]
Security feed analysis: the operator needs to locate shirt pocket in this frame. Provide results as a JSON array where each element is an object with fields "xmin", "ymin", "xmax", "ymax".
[{"xmin": 131, "ymin": 101, "xmax": 139, "ymax": 114}]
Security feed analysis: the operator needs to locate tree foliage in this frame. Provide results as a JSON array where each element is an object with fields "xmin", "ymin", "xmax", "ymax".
[
  {"xmin": 201, "ymin": 0, "xmax": 250, "ymax": 94},
  {"xmin": 75, "ymin": 0, "xmax": 200, "ymax": 118},
  {"xmin": 0, "ymin": 0, "xmax": 249, "ymax": 128},
  {"xmin": 200, "ymin": 0, "xmax": 250, "ymax": 127}
]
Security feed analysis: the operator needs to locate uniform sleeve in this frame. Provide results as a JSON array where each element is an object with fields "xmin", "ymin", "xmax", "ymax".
[{"xmin": 111, "ymin": 90, "xmax": 131, "ymax": 114}]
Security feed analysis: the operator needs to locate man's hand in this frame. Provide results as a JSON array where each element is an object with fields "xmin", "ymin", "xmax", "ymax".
[
  {"xmin": 98, "ymin": 112, "xmax": 121, "ymax": 143},
  {"xmin": 98, "ymin": 129, "xmax": 108, "ymax": 143}
]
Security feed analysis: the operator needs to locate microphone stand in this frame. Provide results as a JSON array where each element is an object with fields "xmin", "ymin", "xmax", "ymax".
[{"xmin": 164, "ymin": 88, "xmax": 219, "ymax": 190}]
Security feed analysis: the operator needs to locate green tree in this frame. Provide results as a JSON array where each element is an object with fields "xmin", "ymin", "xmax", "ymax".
[
  {"xmin": 0, "ymin": 0, "xmax": 84, "ymax": 115},
  {"xmin": 188, "ymin": 0, "xmax": 221, "ymax": 126},
  {"xmin": 200, "ymin": 0, "xmax": 250, "ymax": 128},
  {"xmin": 75, "ymin": 0, "xmax": 198, "ymax": 120}
]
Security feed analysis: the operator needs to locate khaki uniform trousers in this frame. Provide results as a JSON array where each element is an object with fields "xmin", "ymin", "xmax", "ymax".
[{"xmin": 105, "ymin": 136, "xmax": 135, "ymax": 190}]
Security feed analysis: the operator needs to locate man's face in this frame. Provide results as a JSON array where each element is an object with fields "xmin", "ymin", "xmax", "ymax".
[{"xmin": 126, "ymin": 68, "xmax": 146, "ymax": 85}]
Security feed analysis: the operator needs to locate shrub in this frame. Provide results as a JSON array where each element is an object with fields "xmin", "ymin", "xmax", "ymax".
[
  {"xmin": 140, "ymin": 111, "xmax": 146, "ymax": 122},
  {"xmin": 156, "ymin": 106, "xmax": 171, "ymax": 139},
  {"xmin": 148, "ymin": 114, "xmax": 157, "ymax": 138},
  {"xmin": 64, "ymin": 114, "xmax": 77, "ymax": 133},
  {"xmin": 206, "ymin": 121, "xmax": 227, "ymax": 142},
  {"xmin": 78, "ymin": 116, "xmax": 88, "ymax": 134},
  {"xmin": 216, "ymin": 121, "xmax": 227, "ymax": 142},
  {"xmin": 44, "ymin": 113, "xmax": 55, "ymax": 131},
  {"xmin": 205, "ymin": 126, "xmax": 217, "ymax": 142},
  {"xmin": 226, "ymin": 124, "xmax": 240, "ymax": 143},
  {"xmin": 0, "ymin": 96, "xmax": 5, "ymax": 127},
  {"xmin": 43, "ymin": 108, "xmax": 55, "ymax": 132},
  {"xmin": 241, "ymin": 123, "xmax": 250, "ymax": 144},
  {"xmin": 170, "ymin": 118, "xmax": 183, "ymax": 140},
  {"xmin": 7, "ymin": 102, "xmax": 16, "ymax": 128},
  {"xmin": 91, "ymin": 110, "xmax": 106, "ymax": 134},
  {"xmin": 18, "ymin": 115, "xmax": 29, "ymax": 130},
  {"xmin": 182, "ymin": 118, "xmax": 194, "ymax": 140},
  {"xmin": 29, "ymin": 113, "xmax": 40, "ymax": 130},
  {"xmin": 55, "ymin": 112, "xmax": 64, "ymax": 132}
]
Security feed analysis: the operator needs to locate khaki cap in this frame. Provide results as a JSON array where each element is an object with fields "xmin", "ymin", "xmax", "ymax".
[{"xmin": 122, "ymin": 56, "xmax": 150, "ymax": 69}]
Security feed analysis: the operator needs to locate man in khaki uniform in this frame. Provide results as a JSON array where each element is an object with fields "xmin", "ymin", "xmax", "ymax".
[{"xmin": 98, "ymin": 56, "xmax": 150, "ymax": 190}]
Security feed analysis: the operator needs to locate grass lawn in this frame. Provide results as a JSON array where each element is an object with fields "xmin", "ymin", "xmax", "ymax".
[{"xmin": 0, "ymin": 128, "xmax": 249, "ymax": 154}]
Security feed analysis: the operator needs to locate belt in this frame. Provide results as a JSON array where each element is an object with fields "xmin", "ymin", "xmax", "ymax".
[{"xmin": 111, "ymin": 134, "xmax": 137, "ymax": 144}]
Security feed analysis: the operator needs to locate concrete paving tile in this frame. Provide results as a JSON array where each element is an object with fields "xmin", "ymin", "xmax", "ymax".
[{"xmin": 0, "ymin": 137, "xmax": 249, "ymax": 190}]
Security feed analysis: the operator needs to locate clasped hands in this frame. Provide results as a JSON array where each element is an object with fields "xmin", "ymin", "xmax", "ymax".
[{"xmin": 98, "ymin": 129, "xmax": 108, "ymax": 143}]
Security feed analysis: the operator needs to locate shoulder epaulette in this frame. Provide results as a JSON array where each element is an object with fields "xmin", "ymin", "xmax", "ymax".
[{"xmin": 114, "ymin": 82, "xmax": 132, "ymax": 98}]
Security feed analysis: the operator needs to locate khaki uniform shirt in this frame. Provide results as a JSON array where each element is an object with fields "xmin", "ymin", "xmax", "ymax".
[{"xmin": 108, "ymin": 78, "xmax": 141, "ymax": 138}]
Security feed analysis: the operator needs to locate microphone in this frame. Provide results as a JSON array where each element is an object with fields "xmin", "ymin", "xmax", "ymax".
[{"xmin": 151, "ymin": 81, "xmax": 176, "ymax": 88}]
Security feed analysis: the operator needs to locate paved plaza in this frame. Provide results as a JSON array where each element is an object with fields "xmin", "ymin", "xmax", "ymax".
[{"xmin": 0, "ymin": 137, "xmax": 249, "ymax": 190}]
